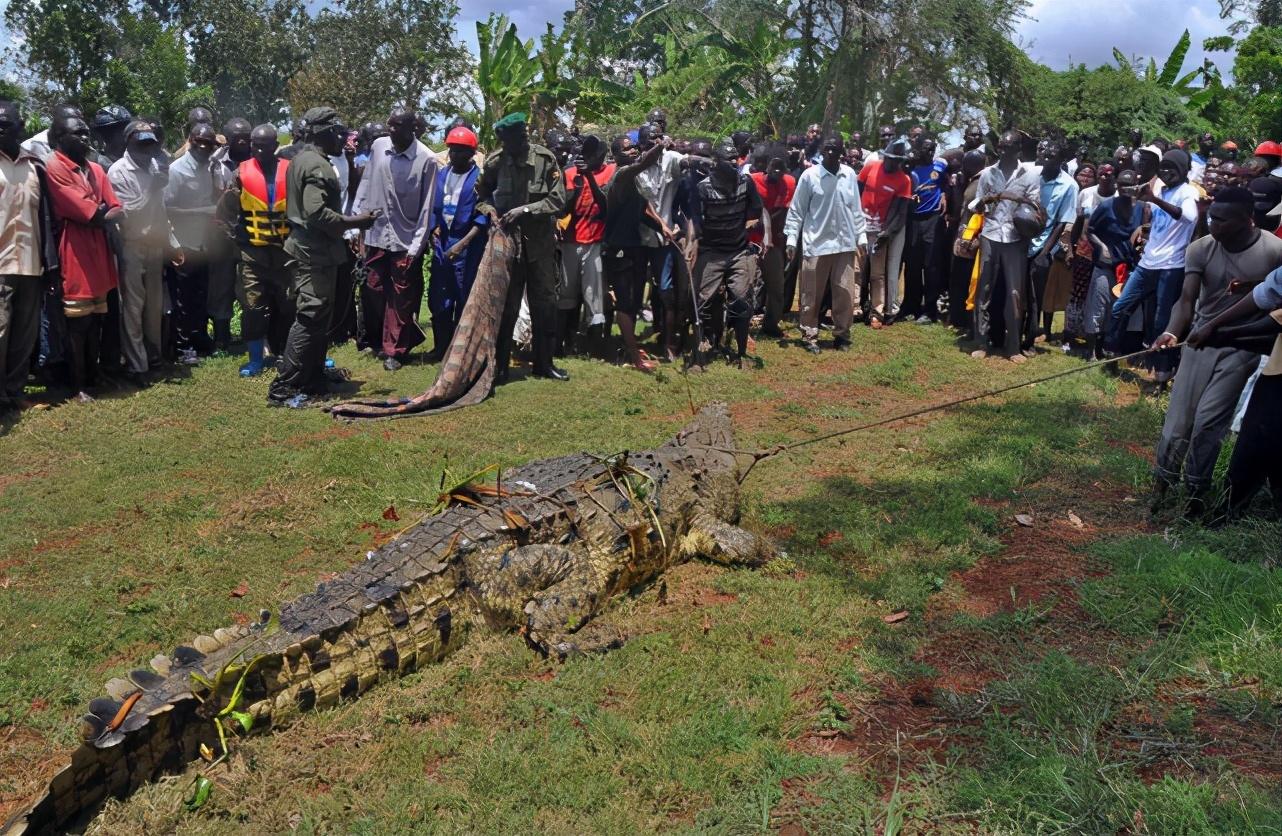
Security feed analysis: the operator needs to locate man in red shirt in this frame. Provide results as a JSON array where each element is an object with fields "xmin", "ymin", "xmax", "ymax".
[
  {"xmin": 858, "ymin": 139, "xmax": 914, "ymax": 327},
  {"xmin": 750, "ymin": 144, "xmax": 796, "ymax": 336},
  {"xmin": 559, "ymin": 134, "xmax": 615, "ymax": 356},
  {"xmin": 44, "ymin": 115, "xmax": 124, "ymax": 402}
]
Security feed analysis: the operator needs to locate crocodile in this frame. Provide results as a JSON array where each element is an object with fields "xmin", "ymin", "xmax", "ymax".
[{"xmin": 5, "ymin": 402, "xmax": 773, "ymax": 834}]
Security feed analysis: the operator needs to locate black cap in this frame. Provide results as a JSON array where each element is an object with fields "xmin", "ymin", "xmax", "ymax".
[{"xmin": 91, "ymin": 105, "xmax": 132, "ymax": 130}]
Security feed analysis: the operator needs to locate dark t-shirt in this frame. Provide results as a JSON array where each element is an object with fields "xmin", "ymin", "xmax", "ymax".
[
  {"xmin": 692, "ymin": 173, "xmax": 763, "ymax": 253},
  {"xmin": 1089, "ymin": 197, "xmax": 1144, "ymax": 266},
  {"xmin": 604, "ymin": 169, "xmax": 649, "ymax": 250}
]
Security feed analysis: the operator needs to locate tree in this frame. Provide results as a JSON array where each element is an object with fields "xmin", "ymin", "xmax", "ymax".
[
  {"xmin": 183, "ymin": 0, "xmax": 314, "ymax": 124},
  {"xmin": 96, "ymin": 12, "xmax": 214, "ymax": 139},
  {"xmin": 1230, "ymin": 25, "xmax": 1282, "ymax": 140},
  {"xmin": 288, "ymin": 0, "xmax": 472, "ymax": 129},
  {"xmin": 4, "ymin": 0, "xmax": 120, "ymax": 98}
]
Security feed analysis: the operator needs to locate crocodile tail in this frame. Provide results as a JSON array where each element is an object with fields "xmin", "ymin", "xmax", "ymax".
[
  {"xmin": 6, "ymin": 554, "xmax": 468, "ymax": 834},
  {"xmin": 329, "ymin": 228, "xmax": 517, "ymax": 420}
]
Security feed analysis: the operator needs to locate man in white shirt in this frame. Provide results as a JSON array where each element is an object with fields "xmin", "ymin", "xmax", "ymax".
[
  {"xmin": 969, "ymin": 130, "xmax": 1042, "ymax": 361},
  {"xmin": 1106, "ymin": 149, "xmax": 1200, "ymax": 375},
  {"xmin": 634, "ymin": 122, "xmax": 683, "ymax": 354},
  {"xmin": 784, "ymin": 134, "xmax": 868, "ymax": 354}
]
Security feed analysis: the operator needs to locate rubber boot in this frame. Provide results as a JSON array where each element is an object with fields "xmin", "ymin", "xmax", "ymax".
[
  {"xmin": 557, "ymin": 309, "xmax": 578, "ymax": 358},
  {"xmin": 584, "ymin": 324, "xmax": 605, "ymax": 360},
  {"xmin": 494, "ymin": 333, "xmax": 513, "ymax": 385},
  {"xmin": 532, "ymin": 332, "xmax": 569, "ymax": 380},
  {"xmin": 213, "ymin": 319, "xmax": 233, "ymax": 353},
  {"xmin": 239, "ymin": 339, "xmax": 265, "ymax": 377}
]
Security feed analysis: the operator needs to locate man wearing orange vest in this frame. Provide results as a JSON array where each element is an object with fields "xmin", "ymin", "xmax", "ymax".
[{"xmin": 218, "ymin": 123, "xmax": 295, "ymax": 376}]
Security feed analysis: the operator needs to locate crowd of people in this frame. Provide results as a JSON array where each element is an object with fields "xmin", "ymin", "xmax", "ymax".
[{"xmin": 1, "ymin": 98, "xmax": 1280, "ymax": 519}]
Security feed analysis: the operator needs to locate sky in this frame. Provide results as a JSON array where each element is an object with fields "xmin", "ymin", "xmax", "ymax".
[
  {"xmin": 455, "ymin": 0, "xmax": 1238, "ymax": 74},
  {"xmin": 3, "ymin": 0, "xmax": 1240, "ymax": 88}
]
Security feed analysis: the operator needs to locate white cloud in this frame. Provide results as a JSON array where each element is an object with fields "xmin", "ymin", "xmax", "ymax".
[{"xmin": 1016, "ymin": 0, "xmax": 1237, "ymax": 75}]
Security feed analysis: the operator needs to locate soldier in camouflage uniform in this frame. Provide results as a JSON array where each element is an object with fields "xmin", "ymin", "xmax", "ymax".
[{"xmin": 475, "ymin": 112, "xmax": 568, "ymax": 382}]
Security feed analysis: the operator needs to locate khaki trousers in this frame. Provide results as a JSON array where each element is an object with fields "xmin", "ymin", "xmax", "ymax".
[{"xmin": 799, "ymin": 251, "xmax": 860, "ymax": 343}]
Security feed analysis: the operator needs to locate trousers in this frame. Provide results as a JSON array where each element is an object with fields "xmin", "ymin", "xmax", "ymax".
[
  {"xmin": 119, "ymin": 243, "xmax": 165, "ymax": 373},
  {"xmin": 239, "ymin": 245, "xmax": 295, "ymax": 352},
  {"xmin": 559, "ymin": 242, "xmax": 605, "ymax": 326},
  {"xmin": 1154, "ymin": 344, "xmax": 1259, "ymax": 489},
  {"xmin": 902, "ymin": 213, "xmax": 944, "ymax": 320},
  {"xmin": 364, "ymin": 247, "xmax": 425, "ymax": 359},
  {"xmin": 171, "ymin": 254, "xmax": 211, "ymax": 353},
  {"xmin": 867, "ymin": 228, "xmax": 905, "ymax": 320},
  {"xmin": 1226, "ymin": 373, "xmax": 1282, "ymax": 517},
  {"xmin": 799, "ymin": 252, "xmax": 859, "ymax": 343},
  {"xmin": 269, "ymin": 257, "xmax": 336, "ymax": 401},
  {"xmin": 0, "ymin": 274, "xmax": 42, "ymax": 400},
  {"xmin": 974, "ymin": 237, "xmax": 1029, "ymax": 357}
]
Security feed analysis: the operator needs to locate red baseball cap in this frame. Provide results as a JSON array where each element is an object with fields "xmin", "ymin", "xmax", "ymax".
[
  {"xmin": 446, "ymin": 126, "xmax": 478, "ymax": 149},
  {"xmin": 1254, "ymin": 140, "xmax": 1282, "ymax": 157}
]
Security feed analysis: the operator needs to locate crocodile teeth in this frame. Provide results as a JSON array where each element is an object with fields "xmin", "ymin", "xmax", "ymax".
[{"xmin": 192, "ymin": 635, "xmax": 221, "ymax": 655}]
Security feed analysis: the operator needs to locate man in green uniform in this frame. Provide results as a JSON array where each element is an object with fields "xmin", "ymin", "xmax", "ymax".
[
  {"xmin": 268, "ymin": 107, "xmax": 376, "ymax": 408},
  {"xmin": 475, "ymin": 112, "xmax": 568, "ymax": 382}
]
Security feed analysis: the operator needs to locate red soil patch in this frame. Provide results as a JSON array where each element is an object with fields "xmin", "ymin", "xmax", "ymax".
[
  {"xmin": 1107, "ymin": 679, "xmax": 1282, "ymax": 787},
  {"xmin": 0, "ymin": 726, "xmax": 70, "ymax": 824},
  {"xmin": 790, "ymin": 488, "xmax": 1149, "ymax": 790}
]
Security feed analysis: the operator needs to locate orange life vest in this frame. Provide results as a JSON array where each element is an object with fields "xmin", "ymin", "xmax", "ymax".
[{"xmin": 238, "ymin": 158, "xmax": 290, "ymax": 247}]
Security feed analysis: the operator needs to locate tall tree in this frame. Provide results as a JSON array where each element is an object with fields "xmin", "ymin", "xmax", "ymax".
[
  {"xmin": 183, "ymin": 0, "xmax": 314, "ymax": 123},
  {"xmin": 288, "ymin": 0, "xmax": 472, "ymax": 129}
]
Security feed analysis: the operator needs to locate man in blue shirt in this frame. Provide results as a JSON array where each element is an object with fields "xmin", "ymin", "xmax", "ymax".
[
  {"xmin": 1026, "ymin": 138, "xmax": 1078, "ymax": 349},
  {"xmin": 901, "ymin": 137, "xmax": 949, "ymax": 323}
]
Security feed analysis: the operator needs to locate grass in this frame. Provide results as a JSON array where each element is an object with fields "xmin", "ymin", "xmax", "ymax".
[{"xmin": 1, "ymin": 318, "xmax": 1279, "ymax": 833}]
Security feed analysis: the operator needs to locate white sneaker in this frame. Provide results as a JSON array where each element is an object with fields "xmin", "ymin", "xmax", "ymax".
[{"xmin": 179, "ymin": 348, "xmax": 201, "ymax": 366}]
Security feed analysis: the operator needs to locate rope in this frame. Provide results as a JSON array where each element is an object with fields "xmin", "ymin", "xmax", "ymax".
[{"xmin": 736, "ymin": 343, "xmax": 1180, "ymax": 483}]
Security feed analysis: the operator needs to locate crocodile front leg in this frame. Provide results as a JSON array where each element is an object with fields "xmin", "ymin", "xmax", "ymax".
[
  {"xmin": 681, "ymin": 514, "xmax": 775, "ymax": 567},
  {"xmin": 468, "ymin": 543, "xmax": 616, "ymax": 658}
]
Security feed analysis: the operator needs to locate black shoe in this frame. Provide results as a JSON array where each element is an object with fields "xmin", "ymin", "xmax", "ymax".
[
  {"xmin": 533, "ymin": 365, "xmax": 570, "ymax": 381},
  {"xmin": 804, "ymin": 342, "xmax": 822, "ymax": 355},
  {"xmin": 422, "ymin": 348, "xmax": 445, "ymax": 363},
  {"xmin": 383, "ymin": 357, "xmax": 402, "ymax": 371},
  {"xmin": 833, "ymin": 338, "xmax": 851, "ymax": 352},
  {"xmin": 532, "ymin": 333, "xmax": 570, "ymax": 381},
  {"xmin": 759, "ymin": 325, "xmax": 785, "ymax": 339},
  {"xmin": 495, "ymin": 366, "xmax": 510, "ymax": 385}
]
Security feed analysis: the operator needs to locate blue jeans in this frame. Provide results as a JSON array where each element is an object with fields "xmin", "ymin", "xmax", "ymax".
[{"xmin": 1106, "ymin": 265, "xmax": 1183, "ymax": 353}]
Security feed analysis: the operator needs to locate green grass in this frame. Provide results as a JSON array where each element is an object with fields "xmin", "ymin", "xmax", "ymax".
[{"xmin": 1, "ymin": 321, "xmax": 1279, "ymax": 833}]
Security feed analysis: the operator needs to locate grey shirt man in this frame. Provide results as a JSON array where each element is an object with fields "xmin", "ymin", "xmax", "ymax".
[
  {"xmin": 164, "ymin": 151, "xmax": 219, "ymax": 252},
  {"xmin": 351, "ymin": 135, "xmax": 437, "ymax": 258},
  {"xmin": 109, "ymin": 151, "xmax": 177, "ymax": 247}
]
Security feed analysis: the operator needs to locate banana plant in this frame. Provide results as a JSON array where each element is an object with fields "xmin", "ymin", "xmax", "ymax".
[{"xmin": 1113, "ymin": 29, "xmax": 1209, "ymax": 98}]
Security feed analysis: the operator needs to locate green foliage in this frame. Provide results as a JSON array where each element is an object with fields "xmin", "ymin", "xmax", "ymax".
[
  {"xmin": 1009, "ymin": 63, "xmax": 1207, "ymax": 158},
  {"xmin": 288, "ymin": 0, "xmax": 472, "ymax": 129},
  {"xmin": 184, "ymin": 0, "xmax": 314, "ymax": 124},
  {"xmin": 1231, "ymin": 25, "xmax": 1282, "ymax": 140}
]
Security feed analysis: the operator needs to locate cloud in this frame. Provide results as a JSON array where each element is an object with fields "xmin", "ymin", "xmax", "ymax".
[
  {"xmin": 455, "ymin": 1, "xmax": 575, "ymax": 54},
  {"xmin": 1017, "ymin": 0, "xmax": 1236, "ymax": 74}
]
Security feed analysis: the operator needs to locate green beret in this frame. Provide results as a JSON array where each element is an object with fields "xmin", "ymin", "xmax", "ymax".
[{"xmin": 492, "ymin": 112, "xmax": 527, "ymax": 134}]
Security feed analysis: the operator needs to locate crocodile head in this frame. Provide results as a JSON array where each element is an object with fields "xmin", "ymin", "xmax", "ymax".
[{"xmin": 661, "ymin": 402, "xmax": 742, "ymax": 524}]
